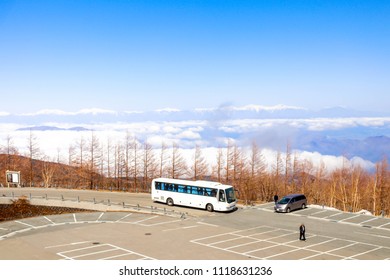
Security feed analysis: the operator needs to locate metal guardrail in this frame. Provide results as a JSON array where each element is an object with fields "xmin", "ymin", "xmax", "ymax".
[{"xmin": 1, "ymin": 192, "xmax": 190, "ymax": 219}]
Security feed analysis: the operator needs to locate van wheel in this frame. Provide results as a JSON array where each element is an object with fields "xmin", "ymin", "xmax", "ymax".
[
  {"xmin": 206, "ymin": 203, "xmax": 214, "ymax": 212},
  {"xmin": 286, "ymin": 207, "xmax": 291, "ymax": 213},
  {"xmin": 301, "ymin": 203, "xmax": 306, "ymax": 209},
  {"xmin": 166, "ymin": 198, "xmax": 174, "ymax": 206}
]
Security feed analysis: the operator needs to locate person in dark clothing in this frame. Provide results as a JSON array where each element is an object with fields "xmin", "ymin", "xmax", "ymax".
[
  {"xmin": 273, "ymin": 194, "xmax": 278, "ymax": 204},
  {"xmin": 299, "ymin": 223, "xmax": 306, "ymax": 241}
]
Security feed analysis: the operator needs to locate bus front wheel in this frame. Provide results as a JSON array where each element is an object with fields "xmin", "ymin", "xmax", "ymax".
[
  {"xmin": 206, "ymin": 203, "xmax": 214, "ymax": 212},
  {"xmin": 167, "ymin": 198, "xmax": 174, "ymax": 206}
]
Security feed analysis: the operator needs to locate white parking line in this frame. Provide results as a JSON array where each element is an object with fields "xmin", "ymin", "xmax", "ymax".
[
  {"xmin": 377, "ymin": 221, "xmax": 390, "ymax": 229},
  {"xmin": 163, "ymin": 225, "xmax": 199, "ymax": 232},
  {"xmin": 309, "ymin": 209, "xmax": 329, "ymax": 216},
  {"xmin": 191, "ymin": 223, "xmax": 390, "ymax": 260},
  {"xmin": 355, "ymin": 231, "xmax": 390, "ymax": 239},
  {"xmin": 67, "ymin": 247, "xmax": 119, "ymax": 259},
  {"xmin": 325, "ymin": 212, "xmax": 344, "ymax": 219},
  {"xmin": 197, "ymin": 222, "xmax": 219, "ymax": 227},
  {"xmin": 116, "ymin": 213, "xmax": 133, "ymax": 222},
  {"xmin": 45, "ymin": 241, "xmax": 93, "ymax": 249},
  {"xmin": 14, "ymin": 220, "xmax": 36, "ymax": 228},
  {"xmin": 57, "ymin": 243, "xmax": 155, "ymax": 260},
  {"xmin": 44, "ymin": 216, "xmax": 55, "ymax": 224},
  {"xmin": 59, "ymin": 243, "xmax": 108, "ymax": 254},
  {"xmin": 96, "ymin": 213, "xmax": 105, "ymax": 221},
  {"xmin": 338, "ymin": 215, "xmax": 362, "ymax": 222},
  {"xmin": 132, "ymin": 215, "xmax": 158, "ymax": 224},
  {"xmin": 359, "ymin": 217, "xmax": 379, "ymax": 225},
  {"xmin": 349, "ymin": 246, "xmax": 381, "ymax": 259},
  {"xmin": 324, "ymin": 242, "xmax": 358, "ymax": 254},
  {"xmin": 100, "ymin": 252, "xmax": 134, "ymax": 260},
  {"xmin": 144, "ymin": 218, "xmax": 184, "ymax": 227}
]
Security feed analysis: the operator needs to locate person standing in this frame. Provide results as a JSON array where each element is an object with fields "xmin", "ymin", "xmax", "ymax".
[
  {"xmin": 299, "ymin": 223, "xmax": 306, "ymax": 241},
  {"xmin": 274, "ymin": 194, "xmax": 278, "ymax": 205}
]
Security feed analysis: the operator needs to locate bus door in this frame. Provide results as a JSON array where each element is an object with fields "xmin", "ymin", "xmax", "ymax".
[{"xmin": 218, "ymin": 189, "xmax": 226, "ymax": 202}]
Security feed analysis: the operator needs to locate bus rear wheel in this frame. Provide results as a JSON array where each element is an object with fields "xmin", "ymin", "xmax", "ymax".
[
  {"xmin": 167, "ymin": 198, "xmax": 174, "ymax": 206},
  {"xmin": 206, "ymin": 203, "xmax": 214, "ymax": 212}
]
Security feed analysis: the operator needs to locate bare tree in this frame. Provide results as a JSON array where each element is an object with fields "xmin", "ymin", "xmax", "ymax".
[
  {"xmin": 213, "ymin": 146, "xmax": 225, "ymax": 182},
  {"xmin": 87, "ymin": 131, "xmax": 101, "ymax": 189},
  {"xmin": 41, "ymin": 156, "xmax": 56, "ymax": 188},
  {"xmin": 130, "ymin": 136, "xmax": 141, "ymax": 191},
  {"xmin": 248, "ymin": 141, "xmax": 267, "ymax": 201},
  {"xmin": 159, "ymin": 141, "xmax": 168, "ymax": 178},
  {"xmin": 27, "ymin": 130, "xmax": 40, "ymax": 187},
  {"xmin": 3, "ymin": 135, "xmax": 19, "ymax": 170},
  {"xmin": 192, "ymin": 145, "xmax": 208, "ymax": 180},
  {"xmin": 168, "ymin": 142, "xmax": 188, "ymax": 179},
  {"xmin": 272, "ymin": 150, "xmax": 283, "ymax": 197},
  {"xmin": 225, "ymin": 139, "xmax": 234, "ymax": 184},
  {"xmin": 142, "ymin": 141, "xmax": 157, "ymax": 191},
  {"xmin": 114, "ymin": 141, "xmax": 125, "ymax": 190},
  {"xmin": 373, "ymin": 157, "xmax": 389, "ymax": 215}
]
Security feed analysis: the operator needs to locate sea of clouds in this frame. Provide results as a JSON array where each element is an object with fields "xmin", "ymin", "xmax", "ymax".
[{"xmin": 0, "ymin": 105, "xmax": 389, "ymax": 173}]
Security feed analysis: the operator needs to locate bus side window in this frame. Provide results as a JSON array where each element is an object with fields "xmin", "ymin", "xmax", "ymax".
[
  {"xmin": 211, "ymin": 189, "xmax": 217, "ymax": 197},
  {"xmin": 155, "ymin": 182, "xmax": 160, "ymax": 190}
]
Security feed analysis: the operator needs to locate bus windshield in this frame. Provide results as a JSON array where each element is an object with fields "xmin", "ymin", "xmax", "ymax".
[{"xmin": 225, "ymin": 187, "xmax": 236, "ymax": 204}]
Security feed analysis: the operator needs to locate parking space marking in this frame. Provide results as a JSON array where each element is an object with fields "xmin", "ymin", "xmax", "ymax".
[
  {"xmin": 324, "ymin": 212, "xmax": 344, "ymax": 219},
  {"xmin": 45, "ymin": 241, "xmax": 93, "ymax": 249},
  {"xmin": 141, "ymin": 218, "xmax": 184, "ymax": 227},
  {"xmin": 96, "ymin": 213, "xmax": 105, "ymax": 221},
  {"xmin": 197, "ymin": 222, "xmax": 219, "ymax": 227},
  {"xmin": 55, "ymin": 243, "xmax": 155, "ymax": 260},
  {"xmin": 355, "ymin": 231, "xmax": 390, "ymax": 240},
  {"xmin": 163, "ymin": 225, "xmax": 199, "ymax": 232},
  {"xmin": 43, "ymin": 216, "xmax": 55, "ymax": 224},
  {"xmin": 378, "ymin": 221, "xmax": 390, "ymax": 229},
  {"xmin": 338, "ymin": 215, "xmax": 363, "ymax": 222},
  {"xmin": 256, "ymin": 205, "xmax": 390, "ymax": 232},
  {"xmin": 132, "ymin": 215, "xmax": 158, "ymax": 224},
  {"xmin": 349, "ymin": 247, "xmax": 382, "ymax": 259},
  {"xmin": 14, "ymin": 220, "xmax": 36, "ymax": 229},
  {"xmin": 191, "ymin": 225, "xmax": 390, "ymax": 260},
  {"xmin": 115, "ymin": 213, "xmax": 133, "ymax": 222},
  {"xmin": 359, "ymin": 217, "xmax": 380, "ymax": 225}
]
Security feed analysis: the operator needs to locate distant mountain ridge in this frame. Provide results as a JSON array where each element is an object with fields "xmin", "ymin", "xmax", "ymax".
[{"xmin": 1, "ymin": 105, "xmax": 389, "ymax": 124}]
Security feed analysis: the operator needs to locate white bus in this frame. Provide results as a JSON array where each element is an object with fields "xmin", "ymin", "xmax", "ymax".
[{"xmin": 151, "ymin": 178, "xmax": 237, "ymax": 212}]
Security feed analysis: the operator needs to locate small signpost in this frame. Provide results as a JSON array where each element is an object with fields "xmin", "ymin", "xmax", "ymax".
[{"xmin": 6, "ymin": 170, "xmax": 21, "ymax": 188}]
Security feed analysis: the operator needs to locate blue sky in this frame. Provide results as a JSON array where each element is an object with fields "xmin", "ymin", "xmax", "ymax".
[{"xmin": 0, "ymin": 0, "xmax": 389, "ymax": 113}]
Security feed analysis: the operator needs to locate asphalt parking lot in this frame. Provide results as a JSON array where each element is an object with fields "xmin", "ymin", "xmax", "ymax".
[{"xmin": 1, "ymin": 199, "xmax": 390, "ymax": 260}]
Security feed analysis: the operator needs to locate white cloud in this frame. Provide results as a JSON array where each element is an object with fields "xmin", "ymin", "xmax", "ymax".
[
  {"xmin": 232, "ymin": 104, "xmax": 306, "ymax": 112},
  {"xmin": 18, "ymin": 108, "xmax": 118, "ymax": 116},
  {"xmin": 155, "ymin": 108, "xmax": 181, "ymax": 113},
  {"xmin": 176, "ymin": 130, "xmax": 201, "ymax": 140}
]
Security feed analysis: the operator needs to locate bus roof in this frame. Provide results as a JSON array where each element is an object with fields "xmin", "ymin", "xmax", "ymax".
[{"xmin": 152, "ymin": 178, "xmax": 232, "ymax": 189}]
